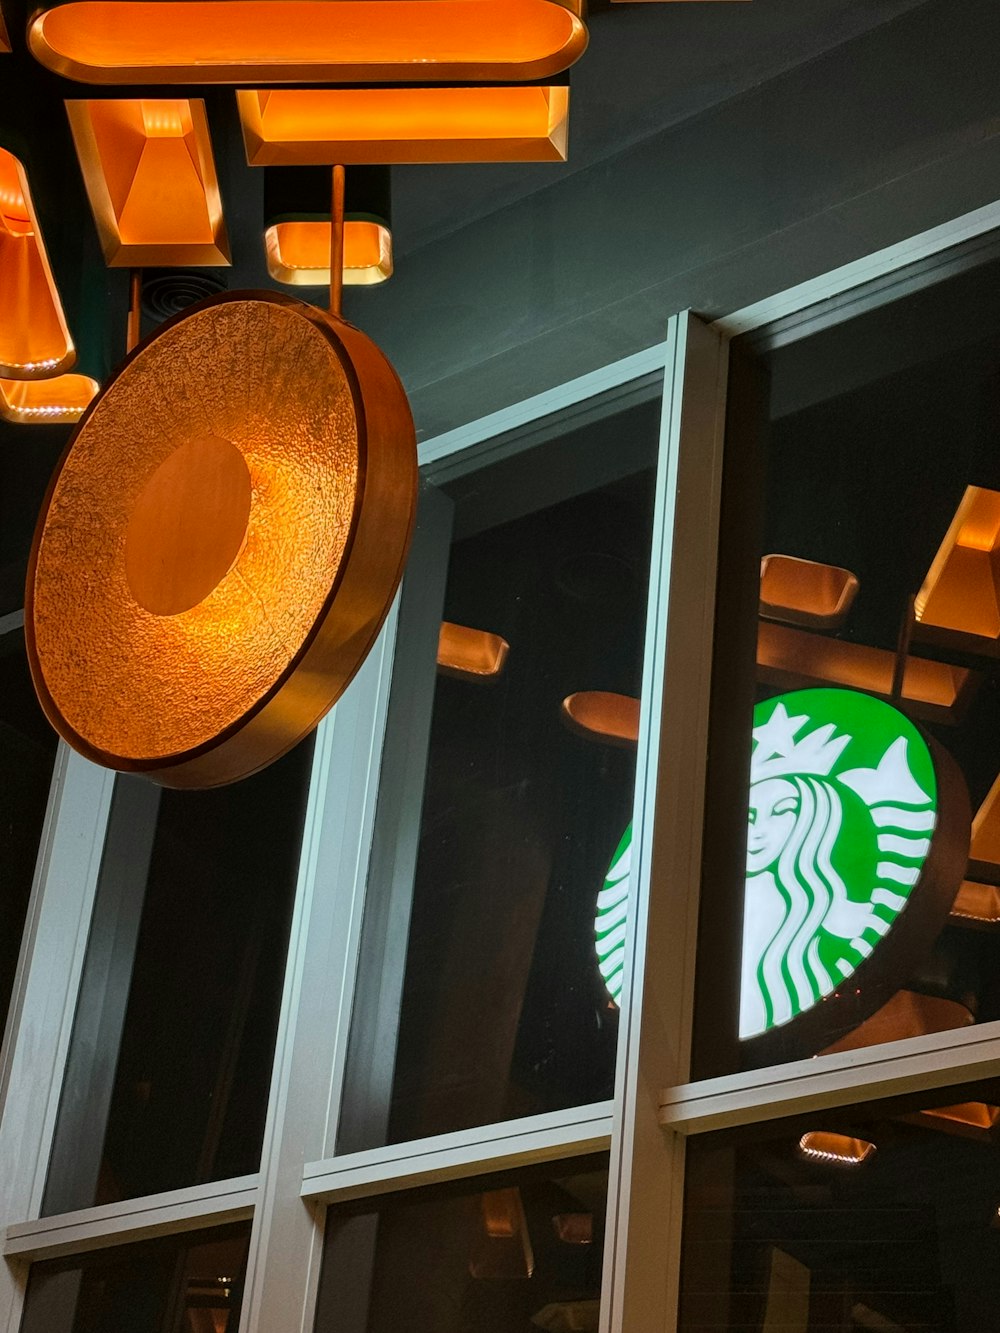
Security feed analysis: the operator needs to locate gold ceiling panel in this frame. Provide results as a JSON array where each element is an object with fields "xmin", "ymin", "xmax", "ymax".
[
  {"xmin": 0, "ymin": 6, "xmax": 10, "ymax": 52},
  {"xmin": 66, "ymin": 99, "xmax": 230, "ymax": 267},
  {"xmin": 29, "ymin": 0, "xmax": 586, "ymax": 84},
  {"xmin": 238, "ymin": 88, "xmax": 570, "ymax": 165},
  {"xmin": 0, "ymin": 148, "xmax": 76, "ymax": 380},
  {"xmin": 436, "ymin": 622, "xmax": 509, "ymax": 681},
  {"xmin": 915, "ymin": 485, "xmax": 1000, "ymax": 655},
  {"xmin": 0, "ymin": 374, "xmax": 98, "ymax": 424},
  {"xmin": 561, "ymin": 691, "xmax": 639, "ymax": 746},
  {"xmin": 265, "ymin": 220, "xmax": 392, "ymax": 287}
]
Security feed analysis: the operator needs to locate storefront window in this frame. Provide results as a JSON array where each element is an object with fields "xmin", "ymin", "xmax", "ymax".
[
  {"xmin": 695, "ymin": 254, "xmax": 1000, "ymax": 1079},
  {"xmin": 41, "ymin": 738, "xmax": 314, "ymax": 1214},
  {"xmin": 339, "ymin": 394, "xmax": 660, "ymax": 1150},
  {"xmin": 680, "ymin": 1079, "xmax": 1000, "ymax": 1333},
  {"xmin": 315, "ymin": 1157, "xmax": 609, "ymax": 1333},
  {"xmin": 20, "ymin": 1222, "xmax": 250, "ymax": 1333}
]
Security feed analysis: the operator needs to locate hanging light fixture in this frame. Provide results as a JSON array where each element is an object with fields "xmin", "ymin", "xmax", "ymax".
[{"xmin": 27, "ymin": 172, "xmax": 417, "ymax": 788}]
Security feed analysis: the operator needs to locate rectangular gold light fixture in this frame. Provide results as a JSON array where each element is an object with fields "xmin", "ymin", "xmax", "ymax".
[
  {"xmin": 0, "ymin": 6, "xmax": 11, "ymax": 52},
  {"xmin": 66, "ymin": 99, "xmax": 230, "ymax": 266},
  {"xmin": 759, "ymin": 553, "xmax": 859, "ymax": 630},
  {"xmin": 238, "ymin": 88, "xmax": 570, "ymax": 165},
  {"xmin": 265, "ymin": 220, "xmax": 392, "ymax": 286},
  {"xmin": 0, "ymin": 374, "xmax": 98, "ymax": 424},
  {"xmin": 757, "ymin": 621, "xmax": 977, "ymax": 724},
  {"xmin": 911, "ymin": 1102, "xmax": 1000, "ymax": 1140},
  {"xmin": 436, "ymin": 621, "xmax": 509, "ymax": 681},
  {"xmin": 797, "ymin": 1132, "xmax": 875, "ymax": 1167},
  {"xmin": 29, "ymin": 0, "xmax": 586, "ymax": 84},
  {"xmin": 950, "ymin": 880, "xmax": 1000, "ymax": 928},
  {"xmin": 915, "ymin": 485, "xmax": 1000, "ymax": 655},
  {"xmin": 0, "ymin": 148, "xmax": 76, "ymax": 379}
]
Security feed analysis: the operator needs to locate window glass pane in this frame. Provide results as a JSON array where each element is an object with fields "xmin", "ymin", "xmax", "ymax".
[
  {"xmin": 42, "ymin": 738, "xmax": 313, "ymax": 1214},
  {"xmin": 695, "ymin": 249, "xmax": 1000, "ymax": 1079},
  {"xmin": 20, "ymin": 1222, "xmax": 250, "ymax": 1333},
  {"xmin": 315, "ymin": 1155, "xmax": 609, "ymax": 1333},
  {"xmin": 0, "ymin": 625, "xmax": 57, "ymax": 1042},
  {"xmin": 340, "ymin": 394, "xmax": 661, "ymax": 1150},
  {"xmin": 681, "ymin": 1078, "xmax": 1000, "ymax": 1333}
]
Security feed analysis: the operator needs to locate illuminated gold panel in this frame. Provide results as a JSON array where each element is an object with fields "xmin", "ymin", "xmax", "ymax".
[
  {"xmin": 29, "ymin": 0, "xmax": 586, "ymax": 83},
  {"xmin": 915, "ymin": 486, "xmax": 1000, "ymax": 653},
  {"xmin": 951, "ymin": 880, "xmax": 1000, "ymax": 927},
  {"xmin": 0, "ymin": 148, "xmax": 75, "ymax": 380},
  {"xmin": 239, "ymin": 88, "xmax": 570, "ymax": 165},
  {"xmin": 66, "ymin": 99, "xmax": 230, "ymax": 266},
  {"xmin": 0, "ymin": 7, "xmax": 10, "ymax": 51},
  {"xmin": 561, "ymin": 692, "xmax": 639, "ymax": 747},
  {"xmin": 265, "ymin": 221, "xmax": 392, "ymax": 287},
  {"xmin": 918, "ymin": 1102, "xmax": 1000, "ymax": 1135},
  {"xmin": 756, "ymin": 620, "xmax": 976, "ymax": 724},
  {"xmin": 27, "ymin": 292, "xmax": 417, "ymax": 789},
  {"xmin": 759, "ymin": 553, "xmax": 859, "ymax": 630},
  {"xmin": 821, "ymin": 990, "xmax": 973, "ymax": 1056},
  {"xmin": 0, "ymin": 374, "xmax": 98, "ymax": 424},
  {"xmin": 437, "ymin": 622, "xmax": 509, "ymax": 681},
  {"xmin": 797, "ymin": 1132, "xmax": 875, "ymax": 1167},
  {"xmin": 471, "ymin": 1189, "xmax": 534, "ymax": 1280}
]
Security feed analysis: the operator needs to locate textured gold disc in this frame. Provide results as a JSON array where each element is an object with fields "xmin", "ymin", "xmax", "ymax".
[{"xmin": 26, "ymin": 291, "xmax": 417, "ymax": 787}]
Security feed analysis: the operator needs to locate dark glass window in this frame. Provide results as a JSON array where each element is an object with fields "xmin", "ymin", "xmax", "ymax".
[
  {"xmin": 20, "ymin": 1222, "xmax": 250, "ymax": 1333},
  {"xmin": 43, "ymin": 737, "xmax": 314, "ymax": 1214},
  {"xmin": 315, "ymin": 1156, "xmax": 609, "ymax": 1333},
  {"xmin": 339, "ymin": 396, "xmax": 661, "ymax": 1150},
  {"xmin": 0, "ymin": 626, "xmax": 57, "ymax": 1041},
  {"xmin": 681, "ymin": 1079, "xmax": 1000, "ymax": 1333},
  {"xmin": 695, "ymin": 253, "xmax": 1000, "ymax": 1079}
]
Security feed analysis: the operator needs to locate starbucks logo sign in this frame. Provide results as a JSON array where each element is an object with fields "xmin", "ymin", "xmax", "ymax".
[{"xmin": 595, "ymin": 688, "xmax": 969, "ymax": 1050}]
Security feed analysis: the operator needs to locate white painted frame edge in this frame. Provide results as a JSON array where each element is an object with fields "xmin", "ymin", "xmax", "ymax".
[
  {"xmin": 3, "ymin": 1176, "xmax": 258, "ymax": 1262},
  {"xmin": 301, "ymin": 1103, "xmax": 614, "ymax": 1205}
]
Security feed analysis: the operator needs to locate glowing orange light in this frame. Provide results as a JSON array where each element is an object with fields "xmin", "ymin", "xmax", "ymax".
[
  {"xmin": 0, "ymin": 148, "xmax": 76, "ymax": 380},
  {"xmin": 0, "ymin": 6, "xmax": 10, "ymax": 51},
  {"xmin": 561, "ymin": 691, "xmax": 639, "ymax": 746},
  {"xmin": 0, "ymin": 374, "xmax": 98, "ymax": 424},
  {"xmin": 27, "ymin": 292, "xmax": 416, "ymax": 789},
  {"xmin": 821, "ymin": 990, "xmax": 973, "ymax": 1055},
  {"xmin": 239, "ymin": 87, "xmax": 570, "ymax": 165},
  {"xmin": 436, "ymin": 622, "xmax": 509, "ymax": 681},
  {"xmin": 265, "ymin": 220, "xmax": 392, "ymax": 286},
  {"xmin": 798, "ymin": 1132, "xmax": 875, "ymax": 1166},
  {"xmin": 29, "ymin": 0, "xmax": 586, "ymax": 84},
  {"xmin": 66, "ymin": 99, "xmax": 229, "ymax": 266},
  {"xmin": 759, "ymin": 554, "xmax": 859, "ymax": 630},
  {"xmin": 915, "ymin": 486, "xmax": 1000, "ymax": 647}
]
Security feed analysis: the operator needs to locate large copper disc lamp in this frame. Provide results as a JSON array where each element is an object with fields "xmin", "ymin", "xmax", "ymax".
[{"xmin": 26, "ymin": 288, "xmax": 417, "ymax": 787}]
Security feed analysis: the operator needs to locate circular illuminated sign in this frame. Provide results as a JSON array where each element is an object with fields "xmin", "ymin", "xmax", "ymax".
[
  {"xmin": 26, "ymin": 291, "xmax": 417, "ymax": 788},
  {"xmin": 596, "ymin": 688, "xmax": 969, "ymax": 1049}
]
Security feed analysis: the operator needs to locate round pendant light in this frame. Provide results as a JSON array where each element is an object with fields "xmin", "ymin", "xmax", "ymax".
[{"xmin": 26, "ymin": 290, "xmax": 417, "ymax": 788}]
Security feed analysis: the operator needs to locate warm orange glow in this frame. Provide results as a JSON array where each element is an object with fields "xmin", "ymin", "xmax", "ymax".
[
  {"xmin": 821, "ymin": 990, "xmax": 973, "ymax": 1056},
  {"xmin": 757, "ymin": 620, "xmax": 976, "ymax": 724},
  {"xmin": 29, "ymin": 0, "xmax": 586, "ymax": 84},
  {"xmin": 561, "ymin": 692, "xmax": 639, "ymax": 747},
  {"xmin": 921, "ymin": 1102, "xmax": 1000, "ymax": 1132},
  {"xmin": 970, "ymin": 770, "xmax": 1000, "ymax": 867},
  {"xmin": 265, "ymin": 221, "xmax": 392, "ymax": 286},
  {"xmin": 437, "ymin": 622, "xmax": 509, "ymax": 681},
  {"xmin": 0, "ymin": 148, "xmax": 76, "ymax": 380},
  {"xmin": 915, "ymin": 486, "xmax": 1000, "ymax": 646},
  {"xmin": 0, "ymin": 374, "xmax": 98, "ymax": 424},
  {"xmin": 239, "ymin": 87, "xmax": 570, "ymax": 165},
  {"xmin": 27, "ymin": 293, "xmax": 417, "ymax": 789},
  {"xmin": 951, "ymin": 880, "xmax": 1000, "ymax": 926},
  {"xmin": 471, "ymin": 1189, "xmax": 534, "ymax": 1279},
  {"xmin": 759, "ymin": 553, "xmax": 859, "ymax": 630},
  {"xmin": 798, "ymin": 1132, "xmax": 875, "ymax": 1166},
  {"xmin": 0, "ymin": 7, "xmax": 10, "ymax": 51},
  {"xmin": 66, "ymin": 100, "xmax": 230, "ymax": 266},
  {"xmin": 552, "ymin": 1214, "xmax": 593, "ymax": 1245}
]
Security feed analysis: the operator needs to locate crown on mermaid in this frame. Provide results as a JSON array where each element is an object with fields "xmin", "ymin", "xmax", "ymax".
[{"xmin": 749, "ymin": 703, "xmax": 850, "ymax": 784}]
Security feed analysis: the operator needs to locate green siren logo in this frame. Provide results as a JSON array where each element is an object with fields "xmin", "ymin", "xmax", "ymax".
[
  {"xmin": 595, "ymin": 688, "xmax": 967, "ymax": 1041},
  {"xmin": 740, "ymin": 688, "xmax": 936, "ymax": 1038}
]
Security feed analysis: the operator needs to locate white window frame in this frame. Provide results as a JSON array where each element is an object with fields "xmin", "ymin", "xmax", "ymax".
[{"xmin": 2, "ymin": 196, "xmax": 1000, "ymax": 1333}]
